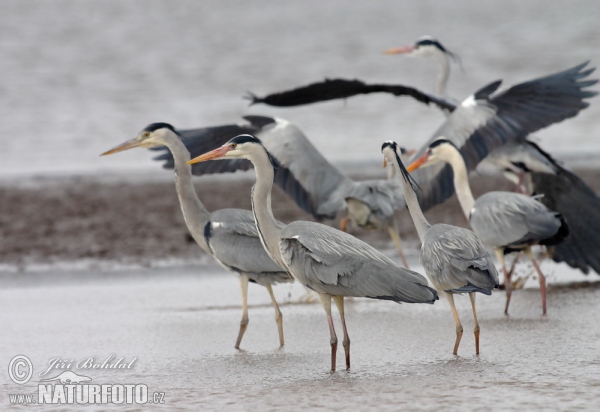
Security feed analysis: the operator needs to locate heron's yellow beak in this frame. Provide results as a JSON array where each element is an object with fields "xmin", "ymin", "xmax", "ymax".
[
  {"xmin": 382, "ymin": 158, "xmax": 388, "ymax": 169},
  {"xmin": 384, "ymin": 45, "xmax": 415, "ymax": 55},
  {"xmin": 100, "ymin": 137, "xmax": 141, "ymax": 156},
  {"xmin": 187, "ymin": 145, "xmax": 232, "ymax": 165},
  {"xmin": 406, "ymin": 152, "xmax": 430, "ymax": 172}
]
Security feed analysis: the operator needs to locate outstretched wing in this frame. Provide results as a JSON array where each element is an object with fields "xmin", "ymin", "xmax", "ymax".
[
  {"xmin": 421, "ymin": 224, "xmax": 499, "ymax": 294},
  {"xmin": 531, "ymin": 165, "xmax": 600, "ymax": 275},
  {"xmin": 278, "ymin": 221, "xmax": 438, "ymax": 303},
  {"xmin": 409, "ymin": 62, "xmax": 597, "ymax": 211},
  {"xmin": 246, "ymin": 78, "xmax": 457, "ymax": 112}
]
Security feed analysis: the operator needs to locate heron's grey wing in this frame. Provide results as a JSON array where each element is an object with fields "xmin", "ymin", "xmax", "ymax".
[
  {"xmin": 410, "ymin": 62, "xmax": 597, "ymax": 211},
  {"xmin": 344, "ymin": 179, "xmax": 406, "ymax": 222},
  {"xmin": 207, "ymin": 209, "xmax": 292, "ymax": 284},
  {"xmin": 479, "ymin": 139, "xmax": 558, "ymax": 175},
  {"xmin": 469, "ymin": 192, "xmax": 561, "ymax": 249},
  {"xmin": 151, "ymin": 116, "xmax": 321, "ymax": 218},
  {"xmin": 255, "ymin": 117, "xmax": 354, "ymax": 219},
  {"xmin": 246, "ymin": 78, "xmax": 457, "ymax": 112},
  {"xmin": 421, "ymin": 224, "xmax": 499, "ymax": 294},
  {"xmin": 278, "ymin": 221, "xmax": 438, "ymax": 303},
  {"xmin": 531, "ymin": 165, "xmax": 600, "ymax": 274}
]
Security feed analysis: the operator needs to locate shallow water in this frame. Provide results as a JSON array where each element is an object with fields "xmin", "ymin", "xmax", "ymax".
[
  {"xmin": 2, "ymin": 261, "xmax": 599, "ymax": 411},
  {"xmin": 1, "ymin": 0, "xmax": 599, "ymax": 177}
]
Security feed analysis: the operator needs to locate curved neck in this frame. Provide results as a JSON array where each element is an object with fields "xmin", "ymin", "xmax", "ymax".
[
  {"xmin": 391, "ymin": 160, "xmax": 430, "ymax": 241},
  {"xmin": 249, "ymin": 148, "xmax": 283, "ymax": 264},
  {"xmin": 445, "ymin": 148, "xmax": 476, "ymax": 219},
  {"xmin": 434, "ymin": 52, "xmax": 450, "ymax": 95},
  {"xmin": 161, "ymin": 133, "xmax": 211, "ymax": 251}
]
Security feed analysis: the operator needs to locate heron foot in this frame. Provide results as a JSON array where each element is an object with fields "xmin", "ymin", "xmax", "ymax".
[
  {"xmin": 342, "ymin": 338, "xmax": 350, "ymax": 370},
  {"xmin": 474, "ymin": 326, "xmax": 480, "ymax": 356},
  {"xmin": 235, "ymin": 319, "xmax": 249, "ymax": 349},
  {"xmin": 453, "ymin": 326, "xmax": 463, "ymax": 356},
  {"xmin": 330, "ymin": 339, "xmax": 338, "ymax": 372}
]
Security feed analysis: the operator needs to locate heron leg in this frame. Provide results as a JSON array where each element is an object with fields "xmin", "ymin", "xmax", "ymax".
[
  {"xmin": 525, "ymin": 247, "xmax": 547, "ymax": 315},
  {"xmin": 319, "ymin": 293, "xmax": 338, "ymax": 372},
  {"xmin": 265, "ymin": 283, "xmax": 284, "ymax": 348},
  {"xmin": 469, "ymin": 292, "xmax": 480, "ymax": 355},
  {"xmin": 495, "ymin": 249, "xmax": 512, "ymax": 316},
  {"xmin": 340, "ymin": 217, "xmax": 348, "ymax": 233},
  {"xmin": 386, "ymin": 224, "xmax": 409, "ymax": 268},
  {"xmin": 235, "ymin": 274, "xmax": 250, "ymax": 349},
  {"xmin": 333, "ymin": 296, "xmax": 350, "ymax": 370},
  {"xmin": 445, "ymin": 292, "xmax": 463, "ymax": 356}
]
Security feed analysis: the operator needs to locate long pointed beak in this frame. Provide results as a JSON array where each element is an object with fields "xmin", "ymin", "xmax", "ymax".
[
  {"xmin": 100, "ymin": 138, "xmax": 141, "ymax": 156},
  {"xmin": 384, "ymin": 45, "xmax": 415, "ymax": 55},
  {"xmin": 406, "ymin": 153, "xmax": 430, "ymax": 172},
  {"xmin": 187, "ymin": 146, "xmax": 232, "ymax": 165},
  {"xmin": 382, "ymin": 158, "xmax": 388, "ymax": 169}
]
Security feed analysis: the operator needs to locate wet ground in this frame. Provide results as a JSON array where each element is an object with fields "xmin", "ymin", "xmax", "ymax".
[{"xmin": 2, "ymin": 260, "xmax": 599, "ymax": 411}]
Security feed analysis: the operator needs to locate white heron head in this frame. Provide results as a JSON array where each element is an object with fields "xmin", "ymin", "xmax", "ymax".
[
  {"xmin": 407, "ymin": 138, "xmax": 460, "ymax": 172},
  {"xmin": 385, "ymin": 36, "xmax": 460, "ymax": 65},
  {"xmin": 100, "ymin": 123, "xmax": 179, "ymax": 155},
  {"xmin": 187, "ymin": 134, "xmax": 280, "ymax": 168}
]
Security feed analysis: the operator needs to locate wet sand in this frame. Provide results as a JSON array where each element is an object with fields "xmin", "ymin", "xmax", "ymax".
[
  {"xmin": 1, "ymin": 263, "xmax": 599, "ymax": 411},
  {"xmin": 7, "ymin": 168, "xmax": 600, "ymax": 270}
]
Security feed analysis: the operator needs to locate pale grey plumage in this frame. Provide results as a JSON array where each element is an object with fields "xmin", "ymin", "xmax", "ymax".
[
  {"xmin": 421, "ymin": 224, "xmax": 499, "ymax": 294},
  {"xmin": 469, "ymin": 192, "xmax": 563, "ymax": 250},
  {"xmin": 279, "ymin": 221, "xmax": 434, "ymax": 302}
]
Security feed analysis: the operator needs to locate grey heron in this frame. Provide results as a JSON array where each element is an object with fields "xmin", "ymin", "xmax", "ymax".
[
  {"xmin": 408, "ymin": 140, "xmax": 569, "ymax": 316},
  {"xmin": 390, "ymin": 36, "xmax": 600, "ymax": 276},
  {"xmin": 187, "ymin": 134, "xmax": 439, "ymax": 372},
  {"xmin": 382, "ymin": 141, "xmax": 498, "ymax": 355},
  {"xmin": 153, "ymin": 116, "xmax": 413, "ymax": 267},
  {"xmin": 101, "ymin": 123, "xmax": 293, "ymax": 349}
]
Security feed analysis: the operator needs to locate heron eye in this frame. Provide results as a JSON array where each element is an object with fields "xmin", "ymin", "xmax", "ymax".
[
  {"xmin": 144, "ymin": 132, "xmax": 150, "ymax": 138},
  {"xmin": 231, "ymin": 143, "xmax": 237, "ymax": 149}
]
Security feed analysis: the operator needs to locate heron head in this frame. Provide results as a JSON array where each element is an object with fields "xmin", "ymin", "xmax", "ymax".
[
  {"xmin": 385, "ymin": 36, "xmax": 445, "ymax": 57},
  {"xmin": 187, "ymin": 134, "xmax": 280, "ymax": 168},
  {"xmin": 100, "ymin": 123, "xmax": 178, "ymax": 155},
  {"xmin": 407, "ymin": 138, "xmax": 458, "ymax": 172}
]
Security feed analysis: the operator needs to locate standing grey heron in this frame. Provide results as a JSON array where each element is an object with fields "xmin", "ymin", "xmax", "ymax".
[
  {"xmin": 153, "ymin": 116, "xmax": 413, "ymax": 267},
  {"xmin": 407, "ymin": 140, "xmax": 569, "ymax": 316},
  {"xmin": 101, "ymin": 123, "xmax": 293, "ymax": 349},
  {"xmin": 382, "ymin": 141, "xmax": 498, "ymax": 355},
  {"xmin": 187, "ymin": 134, "xmax": 439, "ymax": 372}
]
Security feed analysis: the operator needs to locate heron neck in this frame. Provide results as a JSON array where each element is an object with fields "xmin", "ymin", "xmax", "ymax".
[
  {"xmin": 434, "ymin": 52, "xmax": 450, "ymax": 96},
  {"xmin": 446, "ymin": 149, "xmax": 476, "ymax": 219},
  {"xmin": 392, "ymin": 161, "xmax": 430, "ymax": 241},
  {"xmin": 162, "ymin": 133, "xmax": 211, "ymax": 251},
  {"xmin": 250, "ymin": 149, "xmax": 283, "ymax": 265}
]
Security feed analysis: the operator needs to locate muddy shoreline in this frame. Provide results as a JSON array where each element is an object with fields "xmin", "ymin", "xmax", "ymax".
[{"xmin": 2, "ymin": 168, "xmax": 600, "ymax": 269}]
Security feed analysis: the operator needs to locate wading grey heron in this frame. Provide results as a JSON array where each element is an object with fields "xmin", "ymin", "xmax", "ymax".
[
  {"xmin": 101, "ymin": 123, "xmax": 293, "ymax": 349},
  {"xmin": 187, "ymin": 134, "xmax": 439, "ymax": 372},
  {"xmin": 382, "ymin": 141, "xmax": 498, "ymax": 355},
  {"xmin": 408, "ymin": 140, "xmax": 569, "ymax": 316},
  {"xmin": 153, "ymin": 116, "xmax": 413, "ymax": 267}
]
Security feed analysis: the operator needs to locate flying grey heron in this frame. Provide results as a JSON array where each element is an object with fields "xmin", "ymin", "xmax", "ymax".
[
  {"xmin": 153, "ymin": 116, "xmax": 413, "ymax": 267},
  {"xmin": 101, "ymin": 123, "xmax": 293, "ymax": 349},
  {"xmin": 408, "ymin": 139, "xmax": 569, "ymax": 316},
  {"xmin": 187, "ymin": 134, "xmax": 439, "ymax": 372},
  {"xmin": 382, "ymin": 141, "xmax": 498, "ymax": 355},
  {"xmin": 389, "ymin": 36, "xmax": 600, "ymax": 276}
]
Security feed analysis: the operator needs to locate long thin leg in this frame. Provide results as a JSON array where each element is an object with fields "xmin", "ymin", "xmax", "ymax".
[
  {"xmin": 525, "ymin": 247, "xmax": 547, "ymax": 315},
  {"xmin": 265, "ymin": 284, "xmax": 284, "ymax": 347},
  {"xmin": 386, "ymin": 224, "xmax": 409, "ymax": 268},
  {"xmin": 235, "ymin": 274, "xmax": 250, "ymax": 349},
  {"xmin": 333, "ymin": 296, "xmax": 350, "ymax": 370},
  {"xmin": 469, "ymin": 292, "xmax": 480, "ymax": 355},
  {"xmin": 445, "ymin": 292, "xmax": 463, "ymax": 356},
  {"xmin": 318, "ymin": 293, "xmax": 338, "ymax": 372},
  {"xmin": 495, "ymin": 249, "xmax": 512, "ymax": 316}
]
